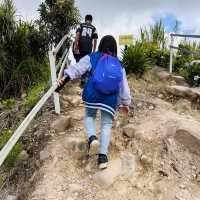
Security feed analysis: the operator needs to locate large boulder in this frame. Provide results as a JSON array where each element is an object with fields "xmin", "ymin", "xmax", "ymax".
[
  {"xmin": 166, "ymin": 85, "xmax": 200, "ymax": 100},
  {"xmin": 64, "ymin": 137, "xmax": 88, "ymax": 159},
  {"xmin": 122, "ymin": 124, "xmax": 136, "ymax": 138},
  {"xmin": 93, "ymin": 152, "xmax": 138, "ymax": 188},
  {"xmin": 174, "ymin": 119, "xmax": 200, "ymax": 156},
  {"xmin": 51, "ymin": 116, "xmax": 72, "ymax": 132},
  {"xmin": 153, "ymin": 66, "xmax": 171, "ymax": 81},
  {"xmin": 93, "ymin": 158, "xmax": 122, "ymax": 188},
  {"xmin": 62, "ymin": 95, "xmax": 81, "ymax": 107},
  {"xmin": 170, "ymin": 75, "xmax": 187, "ymax": 86}
]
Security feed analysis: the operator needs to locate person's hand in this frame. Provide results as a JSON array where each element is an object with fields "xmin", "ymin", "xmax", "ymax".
[
  {"xmin": 55, "ymin": 76, "xmax": 70, "ymax": 93},
  {"xmin": 119, "ymin": 105, "xmax": 130, "ymax": 117},
  {"xmin": 57, "ymin": 77, "xmax": 65, "ymax": 87},
  {"xmin": 74, "ymin": 48, "xmax": 80, "ymax": 54},
  {"xmin": 73, "ymin": 43, "xmax": 80, "ymax": 54}
]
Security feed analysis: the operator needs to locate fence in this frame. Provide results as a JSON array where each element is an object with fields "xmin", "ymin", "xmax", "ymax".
[
  {"xmin": 169, "ymin": 33, "xmax": 200, "ymax": 73},
  {"xmin": 0, "ymin": 35, "xmax": 69, "ymax": 167}
]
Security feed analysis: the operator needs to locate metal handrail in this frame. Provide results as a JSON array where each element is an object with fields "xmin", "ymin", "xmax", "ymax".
[
  {"xmin": 170, "ymin": 33, "xmax": 200, "ymax": 38},
  {"xmin": 169, "ymin": 33, "xmax": 200, "ymax": 73},
  {"xmin": 0, "ymin": 85, "xmax": 57, "ymax": 166},
  {"xmin": 0, "ymin": 34, "xmax": 70, "ymax": 167}
]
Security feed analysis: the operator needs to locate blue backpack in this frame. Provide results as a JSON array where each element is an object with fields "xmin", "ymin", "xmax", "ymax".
[{"xmin": 92, "ymin": 54, "xmax": 123, "ymax": 94}]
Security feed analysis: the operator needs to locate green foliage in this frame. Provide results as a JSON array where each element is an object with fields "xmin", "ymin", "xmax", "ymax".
[
  {"xmin": 37, "ymin": 0, "xmax": 80, "ymax": 46},
  {"xmin": 0, "ymin": 175, "xmax": 5, "ymax": 185},
  {"xmin": 159, "ymin": 49, "xmax": 170, "ymax": 68},
  {"xmin": 173, "ymin": 41, "xmax": 200, "ymax": 84},
  {"xmin": 0, "ymin": 98, "xmax": 15, "ymax": 109},
  {"xmin": 142, "ymin": 42, "xmax": 161, "ymax": 65},
  {"xmin": 0, "ymin": 0, "xmax": 49, "ymax": 99},
  {"xmin": 25, "ymin": 82, "xmax": 46, "ymax": 110},
  {"xmin": 139, "ymin": 20, "xmax": 169, "ymax": 68},
  {"xmin": 183, "ymin": 64, "xmax": 200, "ymax": 87},
  {"xmin": 122, "ymin": 43, "xmax": 151, "ymax": 76},
  {"xmin": 0, "ymin": 129, "xmax": 22, "ymax": 169},
  {"xmin": 140, "ymin": 20, "xmax": 167, "ymax": 49}
]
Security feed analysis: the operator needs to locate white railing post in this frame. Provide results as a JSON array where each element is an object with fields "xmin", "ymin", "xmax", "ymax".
[
  {"xmin": 48, "ymin": 50, "xmax": 60, "ymax": 114},
  {"xmin": 169, "ymin": 34, "xmax": 174, "ymax": 73}
]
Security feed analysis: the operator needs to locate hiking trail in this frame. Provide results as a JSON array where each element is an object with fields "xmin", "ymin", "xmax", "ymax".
[{"xmin": 4, "ymin": 68, "xmax": 200, "ymax": 200}]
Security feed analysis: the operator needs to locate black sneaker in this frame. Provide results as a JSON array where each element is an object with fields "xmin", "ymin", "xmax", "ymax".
[
  {"xmin": 88, "ymin": 136, "xmax": 99, "ymax": 156},
  {"xmin": 98, "ymin": 154, "xmax": 108, "ymax": 169}
]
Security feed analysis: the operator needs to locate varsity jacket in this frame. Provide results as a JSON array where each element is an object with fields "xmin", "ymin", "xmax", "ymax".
[{"xmin": 64, "ymin": 52, "xmax": 132, "ymax": 117}]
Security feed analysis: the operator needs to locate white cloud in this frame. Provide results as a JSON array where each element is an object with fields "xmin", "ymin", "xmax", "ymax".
[
  {"xmin": 10, "ymin": 0, "xmax": 200, "ymax": 53},
  {"xmin": 75, "ymin": 0, "xmax": 200, "ymax": 40}
]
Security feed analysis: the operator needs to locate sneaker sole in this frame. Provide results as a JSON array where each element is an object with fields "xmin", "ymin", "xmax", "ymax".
[
  {"xmin": 99, "ymin": 162, "xmax": 108, "ymax": 169},
  {"xmin": 89, "ymin": 140, "xmax": 99, "ymax": 156}
]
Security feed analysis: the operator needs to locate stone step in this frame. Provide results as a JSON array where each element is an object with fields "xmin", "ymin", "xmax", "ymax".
[
  {"xmin": 93, "ymin": 152, "xmax": 139, "ymax": 188},
  {"xmin": 166, "ymin": 85, "xmax": 200, "ymax": 101},
  {"xmin": 174, "ymin": 119, "xmax": 200, "ymax": 155}
]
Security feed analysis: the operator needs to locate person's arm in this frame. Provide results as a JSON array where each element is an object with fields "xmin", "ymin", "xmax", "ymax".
[
  {"xmin": 55, "ymin": 55, "xmax": 92, "ymax": 92},
  {"xmin": 64, "ymin": 55, "xmax": 91, "ymax": 79},
  {"xmin": 93, "ymin": 39, "xmax": 97, "ymax": 52},
  {"xmin": 92, "ymin": 28, "xmax": 98, "ymax": 52},
  {"xmin": 73, "ymin": 32, "xmax": 80, "ymax": 54},
  {"xmin": 118, "ymin": 68, "xmax": 132, "ymax": 115}
]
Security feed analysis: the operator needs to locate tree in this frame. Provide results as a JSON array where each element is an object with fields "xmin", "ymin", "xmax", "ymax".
[{"xmin": 37, "ymin": 0, "xmax": 80, "ymax": 48}]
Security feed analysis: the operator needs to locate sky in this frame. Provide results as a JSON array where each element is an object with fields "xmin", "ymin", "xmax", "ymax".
[
  {"xmin": 9, "ymin": 0, "xmax": 200, "ymax": 56},
  {"xmin": 10, "ymin": 0, "xmax": 200, "ymax": 39}
]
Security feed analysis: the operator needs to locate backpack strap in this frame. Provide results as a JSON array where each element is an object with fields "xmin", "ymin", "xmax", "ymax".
[{"xmin": 89, "ymin": 51, "xmax": 103, "ymax": 73}]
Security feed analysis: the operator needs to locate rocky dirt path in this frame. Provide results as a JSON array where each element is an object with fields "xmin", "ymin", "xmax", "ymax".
[{"xmin": 20, "ymin": 74, "xmax": 200, "ymax": 200}]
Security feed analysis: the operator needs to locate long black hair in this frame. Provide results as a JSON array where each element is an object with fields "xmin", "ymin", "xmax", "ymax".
[{"xmin": 98, "ymin": 35, "xmax": 117, "ymax": 57}]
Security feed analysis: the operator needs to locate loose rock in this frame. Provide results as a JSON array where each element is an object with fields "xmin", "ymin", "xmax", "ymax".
[
  {"xmin": 122, "ymin": 124, "xmax": 136, "ymax": 138},
  {"xmin": 93, "ymin": 159, "xmax": 122, "ymax": 188},
  {"xmin": 40, "ymin": 150, "xmax": 51, "ymax": 161},
  {"xmin": 51, "ymin": 116, "xmax": 72, "ymax": 132},
  {"xmin": 18, "ymin": 150, "xmax": 29, "ymax": 161}
]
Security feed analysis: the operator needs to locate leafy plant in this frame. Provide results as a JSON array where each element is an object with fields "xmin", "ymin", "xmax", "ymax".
[
  {"xmin": 25, "ymin": 82, "xmax": 46, "ymax": 110},
  {"xmin": 122, "ymin": 42, "xmax": 151, "ymax": 76},
  {"xmin": 139, "ymin": 20, "xmax": 169, "ymax": 68},
  {"xmin": 0, "ymin": 129, "xmax": 22, "ymax": 169},
  {"xmin": 0, "ymin": 98, "xmax": 15, "ymax": 109},
  {"xmin": 185, "ymin": 63, "xmax": 200, "ymax": 87},
  {"xmin": 140, "ymin": 20, "xmax": 167, "ymax": 49}
]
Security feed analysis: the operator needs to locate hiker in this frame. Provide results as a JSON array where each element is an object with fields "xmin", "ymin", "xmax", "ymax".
[
  {"xmin": 73, "ymin": 14, "xmax": 98, "ymax": 63},
  {"xmin": 56, "ymin": 35, "xmax": 132, "ymax": 169}
]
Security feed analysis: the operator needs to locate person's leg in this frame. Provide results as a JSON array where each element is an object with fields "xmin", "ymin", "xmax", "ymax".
[
  {"xmin": 98, "ymin": 110, "xmax": 113, "ymax": 169},
  {"xmin": 84, "ymin": 107, "xmax": 99, "ymax": 155}
]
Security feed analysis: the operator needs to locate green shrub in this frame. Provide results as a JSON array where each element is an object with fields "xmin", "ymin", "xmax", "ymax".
[
  {"xmin": 122, "ymin": 42, "xmax": 151, "ymax": 76},
  {"xmin": 0, "ymin": 175, "xmax": 5, "ymax": 185},
  {"xmin": 158, "ymin": 49, "xmax": 170, "ymax": 68},
  {"xmin": 25, "ymin": 82, "xmax": 46, "ymax": 110},
  {"xmin": 185, "ymin": 63, "xmax": 200, "ymax": 87},
  {"xmin": 0, "ymin": 98, "xmax": 15, "ymax": 109},
  {"xmin": 142, "ymin": 42, "xmax": 161, "ymax": 65},
  {"xmin": 0, "ymin": 129, "xmax": 22, "ymax": 169}
]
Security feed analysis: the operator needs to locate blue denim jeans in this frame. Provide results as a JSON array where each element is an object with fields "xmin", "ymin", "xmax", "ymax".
[{"xmin": 85, "ymin": 107, "xmax": 113, "ymax": 155}]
